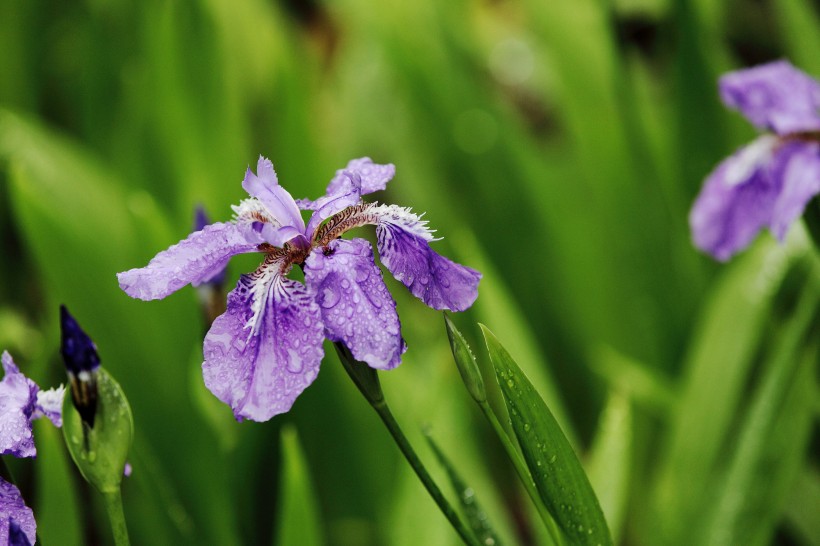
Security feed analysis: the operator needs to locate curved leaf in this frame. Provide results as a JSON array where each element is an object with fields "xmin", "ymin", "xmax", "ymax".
[{"xmin": 481, "ymin": 325, "xmax": 612, "ymax": 546}]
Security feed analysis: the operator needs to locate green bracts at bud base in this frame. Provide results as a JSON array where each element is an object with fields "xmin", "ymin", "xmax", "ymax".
[
  {"xmin": 63, "ymin": 369, "xmax": 133, "ymax": 494},
  {"xmin": 443, "ymin": 314, "xmax": 486, "ymax": 403}
]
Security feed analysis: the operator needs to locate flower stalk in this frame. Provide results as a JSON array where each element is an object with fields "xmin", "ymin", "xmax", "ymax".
[{"xmin": 335, "ymin": 343, "xmax": 482, "ymax": 546}]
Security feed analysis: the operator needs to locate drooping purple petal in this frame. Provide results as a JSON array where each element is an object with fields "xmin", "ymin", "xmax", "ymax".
[
  {"xmin": 118, "ymin": 222, "xmax": 264, "ymax": 301},
  {"xmin": 0, "ymin": 479, "xmax": 36, "ymax": 546},
  {"xmin": 770, "ymin": 140, "xmax": 820, "ymax": 239},
  {"xmin": 0, "ymin": 353, "xmax": 38, "ymax": 459},
  {"xmin": 242, "ymin": 156, "xmax": 306, "ymax": 233},
  {"xmin": 372, "ymin": 205, "xmax": 481, "ymax": 311},
  {"xmin": 202, "ymin": 256, "xmax": 325, "ymax": 422},
  {"xmin": 305, "ymin": 238, "xmax": 405, "ymax": 370},
  {"xmin": 719, "ymin": 60, "xmax": 820, "ymax": 134},
  {"xmin": 34, "ymin": 386, "xmax": 66, "ymax": 428},
  {"xmin": 689, "ymin": 136, "xmax": 781, "ymax": 261}
]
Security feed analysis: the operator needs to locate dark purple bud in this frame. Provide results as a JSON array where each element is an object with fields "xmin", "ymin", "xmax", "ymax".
[{"xmin": 59, "ymin": 305, "xmax": 99, "ymax": 427}]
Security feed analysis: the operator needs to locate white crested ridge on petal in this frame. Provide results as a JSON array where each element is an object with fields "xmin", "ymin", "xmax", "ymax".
[
  {"xmin": 232, "ymin": 197, "xmax": 280, "ymax": 226},
  {"xmin": 368, "ymin": 203, "xmax": 438, "ymax": 241}
]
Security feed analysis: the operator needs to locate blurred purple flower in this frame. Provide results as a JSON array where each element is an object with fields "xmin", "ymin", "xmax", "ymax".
[
  {"xmin": 0, "ymin": 352, "xmax": 64, "ymax": 458},
  {"xmin": 119, "ymin": 157, "xmax": 481, "ymax": 421},
  {"xmin": 0, "ymin": 351, "xmax": 64, "ymax": 546},
  {"xmin": 690, "ymin": 60, "xmax": 820, "ymax": 260}
]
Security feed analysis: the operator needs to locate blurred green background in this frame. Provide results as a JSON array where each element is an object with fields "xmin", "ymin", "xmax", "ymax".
[{"xmin": 0, "ymin": 0, "xmax": 817, "ymax": 544}]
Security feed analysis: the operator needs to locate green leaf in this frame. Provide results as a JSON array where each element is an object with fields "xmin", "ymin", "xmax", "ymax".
[
  {"xmin": 273, "ymin": 425, "xmax": 324, "ymax": 546},
  {"xmin": 651, "ymin": 238, "xmax": 798, "ymax": 544},
  {"xmin": 33, "ymin": 421, "xmax": 83, "ymax": 546},
  {"xmin": 424, "ymin": 431, "xmax": 503, "ymax": 546},
  {"xmin": 783, "ymin": 466, "xmax": 820, "ymax": 546},
  {"xmin": 481, "ymin": 324, "xmax": 613, "ymax": 546},
  {"xmin": 586, "ymin": 391, "xmax": 632, "ymax": 544},
  {"xmin": 444, "ymin": 313, "xmax": 486, "ymax": 404},
  {"xmin": 63, "ymin": 369, "xmax": 134, "ymax": 494},
  {"xmin": 698, "ymin": 272, "xmax": 818, "ymax": 546}
]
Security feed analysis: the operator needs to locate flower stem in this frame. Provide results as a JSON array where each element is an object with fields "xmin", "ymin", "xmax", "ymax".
[
  {"xmin": 102, "ymin": 489, "xmax": 130, "ymax": 546},
  {"xmin": 478, "ymin": 400, "xmax": 564, "ymax": 546},
  {"xmin": 372, "ymin": 401, "xmax": 483, "ymax": 546},
  {"xmin": 334, "ymin": 343, "xmax": 482, "ymax": 546}
]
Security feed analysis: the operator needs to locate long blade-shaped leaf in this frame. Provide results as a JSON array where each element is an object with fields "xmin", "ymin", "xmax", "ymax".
[
  {"xmin": 424, "ymin": 431, "xmax": 503, "ymax": 546},
  {"xmin": 273, "ymin": 426, "xmax": 324, "ymax": 546},
  {"xmin": 481, "ymin": 325, "xmax": 612, "ymax": 546}
]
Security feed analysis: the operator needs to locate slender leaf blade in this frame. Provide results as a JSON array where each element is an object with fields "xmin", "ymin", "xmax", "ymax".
[
  {"xmin": 481, "ymin": 325, "xmax": 612, "ymax": 546},
  {"xmin": 425, "ymin": 431, "xmax": 503, "ymax": 546},
  {"xmin": 273, "ymin": 425, "xmax": 324, "ymax": 546}
]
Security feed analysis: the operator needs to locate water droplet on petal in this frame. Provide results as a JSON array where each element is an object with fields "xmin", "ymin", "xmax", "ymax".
[
  {"xmin": 319, "ymin": 283, "xmax": 341, "ymax": 309},
  {"xmin": 286, "ymin": 353, "xmax": 304, "ymax": 374}
]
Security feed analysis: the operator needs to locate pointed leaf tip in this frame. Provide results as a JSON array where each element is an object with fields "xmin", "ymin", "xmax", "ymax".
[{"xmin": 444, "ymin": 314, "xmax": 486, "ymax": 403}]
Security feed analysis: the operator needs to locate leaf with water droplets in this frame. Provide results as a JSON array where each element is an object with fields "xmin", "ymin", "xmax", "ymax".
[{"xmin": 481, "ymin": 325, "xmax": 612, "ymax": 546}]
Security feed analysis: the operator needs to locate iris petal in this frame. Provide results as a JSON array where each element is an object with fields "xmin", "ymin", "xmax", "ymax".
[
  {"xmin": 202, "ymin": 257, "xmax": 325, "ymax": 422},
  {"xmin": 305, "ymin": 239, "xmax": 405, "ymax": 370},
  {"xmin": 372, "ymin": 205, "xmax": 481, "ymax": 311},
  {"xmin": 719, "ymin": 60, "xmax": 820, "ymax": 134},
  {"xmin": 770, "ymin": 140, "xmax": 820, "ymax": 239},
  {"xmin": 0, "ymin": 352, "xmax": 38, "ymax": 458},
  {"xmin": 0, "ymin": 479, "xmax": 36, "ymax": 546},
  {"xmin": 689, "ymin": 137, "xmax": 781, "ymax": 261},
  {"xmin": 117, "ymin": 222, "xmax": 264, "ymax": 301},
  {"xmin": 242, "ymin": 156, "xmax": 306, "ymax": 233}
]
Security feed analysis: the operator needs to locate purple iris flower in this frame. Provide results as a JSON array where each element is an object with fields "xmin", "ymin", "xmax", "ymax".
[
  {"xmin": 0, "ymin": 351, "xmax": 65, "ymax": 546},
  {"xmin": 690, "ymin": 60, "xmax": 820, "ymax": 261},
  {"xmin": 118, "ymin": 157, "xmax": 481, "ymax": 421}
]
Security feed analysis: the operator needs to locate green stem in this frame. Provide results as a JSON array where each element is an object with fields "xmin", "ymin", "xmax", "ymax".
[
  {"xmin": 334, "ymin": 343, "xmax": 481, "ymax": 546},
  {"xmin": 479, "ymin": 400, "xmax": 563, "ymax": 546},
  {"xmin": 371, "ymin": 400, "xmax": 483, "ymax": 546},
  {"xmin": 102, "ymin": 489, "xmax": 130, "ymax": 546}
]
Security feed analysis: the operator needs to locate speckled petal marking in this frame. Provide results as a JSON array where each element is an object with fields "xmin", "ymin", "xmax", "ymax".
[{"xmin": 305, "ymin": 238, "xmax": 406, "ymax": 370}]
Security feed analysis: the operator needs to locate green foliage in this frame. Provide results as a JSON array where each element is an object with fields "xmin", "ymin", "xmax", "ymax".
[
  {"xmin": 0, "ymin": 0, "xmax": 817, "ymax": 544},
  {"xmin": 482, "ymin": 325, "xmax": 612, "ymax": 546},
  {"xmin": 274, "ymin": 426, "xmax": 325, "ymax": 546}
]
